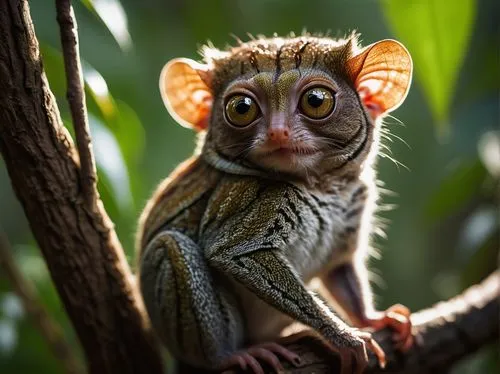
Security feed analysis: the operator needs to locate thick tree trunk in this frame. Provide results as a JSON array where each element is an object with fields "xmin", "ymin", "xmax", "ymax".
[{"xmin": 0, "ymin": 1, "xmax": 162, "ymax": 373}]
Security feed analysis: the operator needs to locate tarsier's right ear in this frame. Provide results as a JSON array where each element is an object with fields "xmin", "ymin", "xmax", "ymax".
[
  {"xmin": 346, "ymin": 39, "xmax": 412, "ymax": 119},
  {"xmin": 159, "ymin": 58, "xmax": 213, "ymax": 132}
]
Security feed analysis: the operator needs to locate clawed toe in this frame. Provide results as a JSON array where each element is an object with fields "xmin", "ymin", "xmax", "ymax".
[
  {"xmin": 356, "ymin": 331, "xmax": 386, "ymax": 368},
  {"xmin": 253, "ymin": 342, "xmax": 301, "ymax": 366},
  {"xmin": 219, "ymin": 341, "xmax": 301, "ymax": 374},
  {"xmin": 330, "ymin": 342, "xmax": 368, "ymax": 374},
  {"xmin": 362, "ymin": 304, "xmax": 414, "ymax": 353},
  {"xmin": 385, "ymin": 305, "xmax": 413, "ymax": 352}
]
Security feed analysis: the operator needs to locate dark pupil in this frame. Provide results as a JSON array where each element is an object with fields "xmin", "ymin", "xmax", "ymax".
[
  {"xmin": 307, "ymin": 90, "xmax": 325, "ymax": 108},
  {"xmin": 235, "ymin": 97, "xmax": 251, "ymax": 114}
]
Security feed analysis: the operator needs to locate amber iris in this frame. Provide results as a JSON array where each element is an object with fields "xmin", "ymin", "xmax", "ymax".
[
  {"xmin": 300, "ymin": 87, "xmax": 335, "ymax": 119},
  {"xmin": 225, "ymin": 95, "xmax": 259, "ymax": 127}
]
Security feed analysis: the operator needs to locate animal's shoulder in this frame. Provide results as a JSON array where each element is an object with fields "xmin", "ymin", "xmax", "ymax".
[{"xmin": 137, "ymin": 157, "xmax": 221, "ymax": 250}]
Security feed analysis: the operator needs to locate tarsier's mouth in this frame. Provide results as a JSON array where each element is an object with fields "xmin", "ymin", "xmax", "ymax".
[
  {"xmin": 270, "ymin": 147, "xmax": 316, "ymax": 157},
  {"xmin": 259, "ymin": 143, "xmax": 317, "ymax": 158}
]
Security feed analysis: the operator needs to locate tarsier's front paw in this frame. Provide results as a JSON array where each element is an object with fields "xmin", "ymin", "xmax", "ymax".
[{"xmin": 322, "ymin": 327, "xmax": 386, "ymax": 374}]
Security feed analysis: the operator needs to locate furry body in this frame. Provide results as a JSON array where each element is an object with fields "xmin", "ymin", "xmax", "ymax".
[{"xmin": 137, "ymin": 35, "xmax": 412, "ymax": 371}]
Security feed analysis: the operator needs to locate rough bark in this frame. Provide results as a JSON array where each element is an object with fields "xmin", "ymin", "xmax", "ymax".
[{"xmin": 0, "ymin": 1, "xmax": 163, "ymax": 373}]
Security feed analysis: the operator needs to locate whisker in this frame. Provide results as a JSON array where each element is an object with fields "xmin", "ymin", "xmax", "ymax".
[
  {"xmin": 379, "ymin": 143, "xmax": 393, "ymax": 156},
  {"xmin": 379, "ymin": 152, "xmax": 409, "ymax": 172},
  {"xmin": 315, "ymin": 136, "xmax": 346, "ymax": 150},
  {"xmin": 217, "ymin": 141, "xmax": 255, "ymax": 152},
  {"xmin": 383, "ymin": 114, "xmax": 406, "ymax": 127},
  {"xmin": 232, "ymin": 139, "xmax": 259, "ymax": 160},
  {"xmin": 380, "ymin": 133, "xmax": 394, "ymax": 143},
  {"xmin": 380, "ymin": 129, "xmax": 411, "ymax": 149}
]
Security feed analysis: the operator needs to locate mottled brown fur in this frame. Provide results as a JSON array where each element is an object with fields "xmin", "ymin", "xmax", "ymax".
[{"xmin": 138, "ymin": 34, "xmax": 412, "ymax": 372}]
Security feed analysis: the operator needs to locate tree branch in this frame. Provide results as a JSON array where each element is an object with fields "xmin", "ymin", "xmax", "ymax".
[
  {"xmin": 364, "ymin": 270, "xmax": 499, "ymax": 374},
  {"xmin": 55, "ymin": 0, "xmax": 97, "ymax": 208},
  {"xmin": 0, "ymin": 1, "xmax": 163, "ymax": 373},
  {"xmin": 273, "ymin": 271, "xmax": 500, "ymax": 374},
  {"xmin": 180, "ymin": 271, "xmax": 499, "ymax": 374},
  {"xmin": 0, "ymin": 230, "xmax": 83, "ymax": 374}
]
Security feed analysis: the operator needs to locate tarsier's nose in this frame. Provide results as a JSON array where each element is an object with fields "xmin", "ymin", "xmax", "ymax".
[
  {"xmin": 268, "ymin": 127, "xmax": 290, "ymax": 143},
  {"xmin": 267, "ymin": 113, "xmax": 290, "ymax": 144}
]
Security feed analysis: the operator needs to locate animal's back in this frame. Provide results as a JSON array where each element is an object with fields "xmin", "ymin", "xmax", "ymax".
[{"xmin": 136, "ymin": 156, "xmax": 221, "ymax": 258}]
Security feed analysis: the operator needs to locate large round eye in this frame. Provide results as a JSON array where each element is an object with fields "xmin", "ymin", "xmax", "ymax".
[
  {"xmin": 225, "ymin": 95, "xmax": 259, "ymax": 127},
  {"xmin": 300, "ymin": 87, "xmax": 335, "ymax": 119}
]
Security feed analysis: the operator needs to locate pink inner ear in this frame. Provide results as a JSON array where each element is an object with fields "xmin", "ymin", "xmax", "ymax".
[
  {"xmin": 348, "ymin": 54, "xmax": 391, "ymax": 119},
  {"xmin": 161, "ymin": 58, "xmax": 214, "ymax": 131},
  {"xmin": 193, "ymin": 91, "xmax": 213, "ymax": 131},
  {"xmin": 193, "ymin": 92, "xmax": 212, "ymax": 131},
  {"xmin": 347, "ymin": 40, "xmax": 412, "ymax": 120},
  {"xmin": 357, "ymin": 85, "xmax": 384, "ymax": 119}
]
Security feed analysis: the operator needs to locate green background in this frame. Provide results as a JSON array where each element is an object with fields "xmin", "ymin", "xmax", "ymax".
[{"xmin": 0, "ymin": 0, "xmax": 498, "ymax": 373}]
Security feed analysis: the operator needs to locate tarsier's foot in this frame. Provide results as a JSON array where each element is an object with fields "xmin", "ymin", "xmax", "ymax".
[
  {"xmin": 219, "ymin": 342, "xmax": 302, "ymax": 374},
  {"xmin": 355, "ymin": 330, "xmax": 387, "ymax": 369},
  {"xmin": 279, "ymin": 329, "xmax": 385, "ymax": 374},
  {"xmin": 364, "ymin": 304, "xmax": 413, "ymax": 352},
  {"xmin": 326, "ymin": 330, "xmax": 386, "ymax": 374}
]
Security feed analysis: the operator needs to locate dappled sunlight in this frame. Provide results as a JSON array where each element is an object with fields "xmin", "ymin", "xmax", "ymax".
[
  {"xmin": 0, "ymin": 294, "xmax": 23, "ymax": 356},
  {"xmin": 1, "ymin": 294, "xmax": 23, "ymax": 321},
  {"xmin": 459, "ymin": 208, "xmax": 498, "ymax": 257},
  {"xmin": 91, "ymin": 0, "xmax": 132, "ymax": 50},
  {"xmin": 0, "ymin": 320, "xmax": 17, "ymax": 356},
  {"xmin": 89, "ymin": 115, "xmax": 133, "ymax": 213},
  {"xmin": 479, "ymin": 131, "xmax": 500, "ymax": 178},
  {"xmin": 84, "ymin": 67, "xmax": 108, "ymax": 97},
  {"xmin": 83, "ymin": 63, "xmax": 115, "ymax": 116}
]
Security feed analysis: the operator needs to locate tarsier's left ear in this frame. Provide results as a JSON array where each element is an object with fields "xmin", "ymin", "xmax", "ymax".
[
  {"xmin": 347, "ymin": 39, "xmax": 412, "ymax": 118},
  {"xmin": 159, "ymin": 58, "xmax": 213, "ymax": 131}
]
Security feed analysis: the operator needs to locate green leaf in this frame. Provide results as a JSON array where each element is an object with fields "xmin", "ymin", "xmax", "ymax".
[
  {"xmin": 89, "ymin": 115, "xmax": 134, "ymax": 214},
  {"xmin": 381, "ymin": 0, "xmax": 477, "ymax": 132},
  {"xmin": 80, "ymin": 0, "xmax": 132, "ymax": 50},
  {"xmin": 82, "ymin": 64, "xmax": 145, "ymax": 165}
]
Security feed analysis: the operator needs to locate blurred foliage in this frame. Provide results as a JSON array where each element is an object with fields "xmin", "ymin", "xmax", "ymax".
[
  {"xmin": 382, "ymin": 0, "xmax": 477, "ymax": 131},
  {"xmin": 0, "ymin": 0, "xmax": 498, "ymax": 373}
]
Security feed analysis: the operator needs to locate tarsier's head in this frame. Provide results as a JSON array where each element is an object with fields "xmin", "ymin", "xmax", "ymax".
[{"xmin": 160, "ymin": 34, "xmax": 412, "ymax": 180}]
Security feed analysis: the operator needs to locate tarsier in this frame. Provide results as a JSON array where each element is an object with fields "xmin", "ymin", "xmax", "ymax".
[{"xmin": 137, "ymin": 33, "xmax": 413, "ymax": 374}]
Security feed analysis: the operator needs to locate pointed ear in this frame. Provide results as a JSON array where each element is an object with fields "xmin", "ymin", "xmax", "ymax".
[
  {"xmin": 159, "ymin": 58, "xmax": 213, "ymax": 131},
  {"xmin": 347, "ymin": 39, "xmax": 412, "ymax": 118}
]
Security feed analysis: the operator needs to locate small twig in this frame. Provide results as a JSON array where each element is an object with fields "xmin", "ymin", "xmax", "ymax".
[
  {"xmin": 55, "ymin": 0, "xmax": 97, "ymax": 208},
  {"xmin": 0, "ymin": 231, "xmax": 84, "ymax": 374}
]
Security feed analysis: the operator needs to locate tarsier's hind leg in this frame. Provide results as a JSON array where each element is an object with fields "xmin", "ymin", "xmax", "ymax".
[
  {"xmin": 139, "ymin": 231, "xmax": 302, "ymax": 373},
  {"xmin": 139, "ymin": 231, "xmax": 241, "ymax": 369}
]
